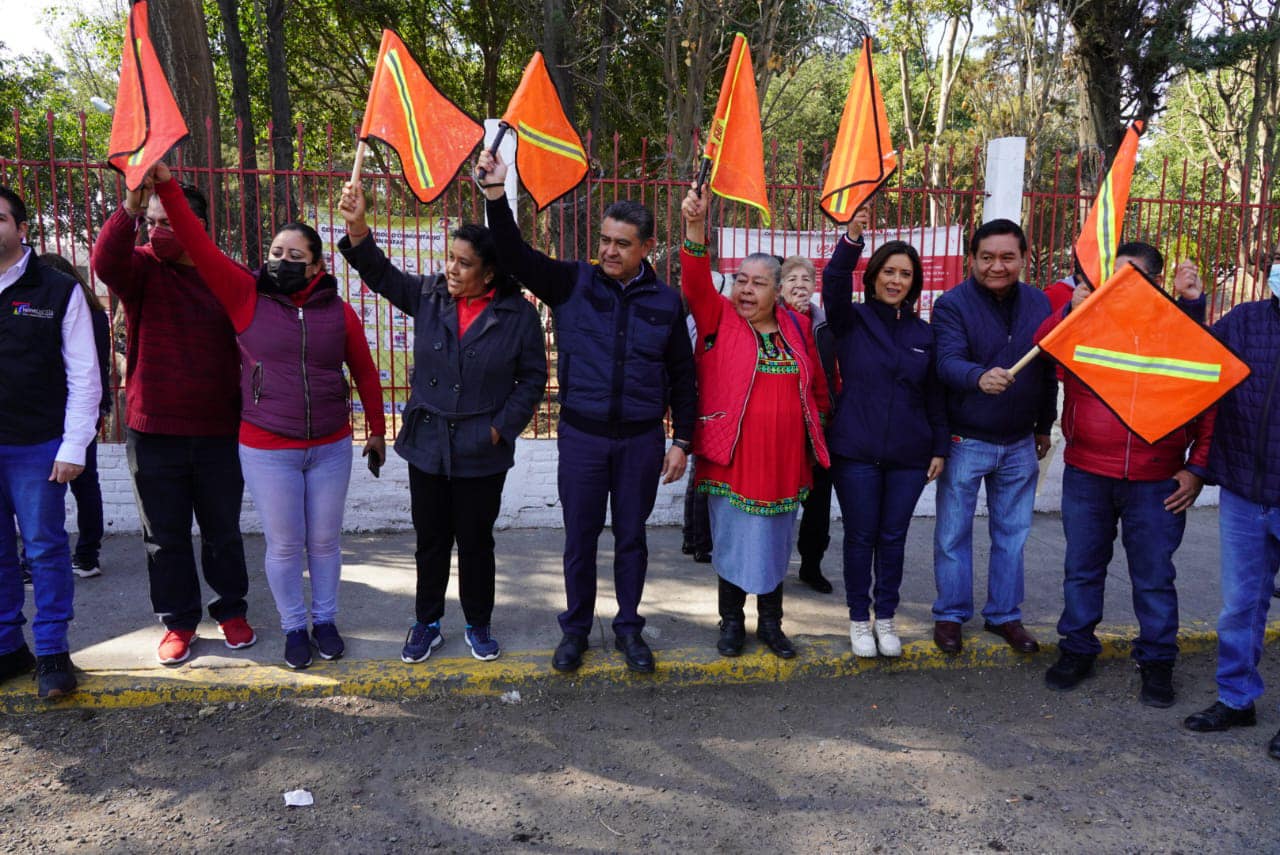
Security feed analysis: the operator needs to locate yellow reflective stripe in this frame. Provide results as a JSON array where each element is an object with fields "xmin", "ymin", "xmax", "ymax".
[
  {"xmin": 1073, "ymin": 345, "xmax": 1222, "ymax": 383},
  {"xmin": 709, "ymin": 46, "xmax": 747, "ymax": 183},
  {"xmin": 514, "ymin": 121, "xmax": 586, "ymax": 166},
  {"xmin": 386, "ymin": 48, "xmax": 433, "ymax": 189}
]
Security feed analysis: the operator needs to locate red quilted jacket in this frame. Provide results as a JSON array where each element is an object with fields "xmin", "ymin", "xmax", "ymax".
[{"xmin": 680, "ymin": 248, "xmax": 831, "ymax": 469}]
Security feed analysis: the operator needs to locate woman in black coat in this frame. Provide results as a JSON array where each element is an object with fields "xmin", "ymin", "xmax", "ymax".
[{"xmin": 338, "ymin": 181, "xmax": 547, "ymax": 665}]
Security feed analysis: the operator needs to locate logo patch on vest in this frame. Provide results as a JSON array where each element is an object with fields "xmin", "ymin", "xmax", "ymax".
[{"xmin": 11, "ymin": 301, "xmax": 56, "ymax": 319}]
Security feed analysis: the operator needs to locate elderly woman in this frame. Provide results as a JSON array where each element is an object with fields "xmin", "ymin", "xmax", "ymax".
[
  {"xmin": 337, "ymin": 180, "xmax": 546, "ymax": 665},
  {"xmin": 823, "ymin": 220, "xmax": 948, "ymax": 658},
  {"xmin": 681, "ymin": 187, "xmax": 830, "ymax": 658},
  {"xmin": 780, "ymin": 254, "xmax": 838, "ymax": 594}
]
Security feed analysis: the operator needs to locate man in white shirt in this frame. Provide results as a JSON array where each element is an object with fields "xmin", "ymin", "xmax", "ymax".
[{"xmin": 0, "ymin": 185, "xmax": 99, "ymax": 699}]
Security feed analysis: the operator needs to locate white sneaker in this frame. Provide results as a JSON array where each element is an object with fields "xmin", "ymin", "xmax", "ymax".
[
  {"xmin": 874, "ymin": 618, "xmax": 902, "ymax": 657},
  {"xmin": 849, "ymin": 621, "xmax": 877, "ymax": 657}
]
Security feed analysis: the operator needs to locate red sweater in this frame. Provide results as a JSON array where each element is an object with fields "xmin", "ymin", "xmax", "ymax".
[
  {"xmin": 92, "ymin": 208, "xmax": 241, "ymax": 436},
  {"xmin": 155, "ymin": 179, "xmax": 386, "ymax": 449}
]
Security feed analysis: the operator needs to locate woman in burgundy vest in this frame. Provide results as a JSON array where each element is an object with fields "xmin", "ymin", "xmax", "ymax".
[{"xmin": 152, "ymin": 163, "xmax": 387, "ymax": 671}]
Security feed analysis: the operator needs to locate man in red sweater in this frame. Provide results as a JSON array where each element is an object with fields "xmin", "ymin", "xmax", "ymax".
[
  {"xmin": 92, "ymin": 179, "xmax": 256, "ymax": 665},
  {"xmin": 1037, "ymin": 242, "xmax": 1211, "ymax": 707}
]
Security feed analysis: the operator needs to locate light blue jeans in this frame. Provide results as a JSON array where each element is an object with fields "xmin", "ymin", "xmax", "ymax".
[
  {"xmin": 1215, "ymin": 487, "xmax": 1280, "ymax": 710},
  {"xmin": 932, "ymin": 435, "xmax": 1039, "ymax": 625},
  {"xmin": 240, "ymin": 438, "xmax": 352, "ymax": 633}
]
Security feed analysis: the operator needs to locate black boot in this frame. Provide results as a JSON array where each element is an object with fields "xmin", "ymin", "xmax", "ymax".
[
  {"xmin": 717, "ymin": 577, "xmax": 747, "ymax": 655},
  {"xmin": 756, "ymin": 584, "xmax": 795, "ymax": 658},
  {"xmin": 798, "ymin": 560, "xmax": 833, "ymax": 594},
  {"xmin": 717, "ymin": 620, "xmax": 746, "ymax": 656}
]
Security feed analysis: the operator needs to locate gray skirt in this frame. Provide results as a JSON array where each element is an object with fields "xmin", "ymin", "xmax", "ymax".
[{"xmin": 707, "ymin": 494, "xmax": 798, "ymax": 595}]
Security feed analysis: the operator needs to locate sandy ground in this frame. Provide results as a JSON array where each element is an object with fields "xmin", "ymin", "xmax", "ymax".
[{"xmin": 3, "ymin": 649, "xmax": 1277, "ymax": 854}]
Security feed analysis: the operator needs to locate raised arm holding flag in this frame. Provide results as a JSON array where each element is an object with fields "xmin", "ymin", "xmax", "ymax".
[{"xmin": 697, "ymin": 33, "xmax": 770, "ymax": 225}]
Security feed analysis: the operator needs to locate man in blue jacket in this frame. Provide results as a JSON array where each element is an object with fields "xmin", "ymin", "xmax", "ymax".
[
  {"xmin": 931, "ymin": 218, "xmax": 1057, "ymax": 654},
  {"xmin": 476, "ymin": 150, "xmax": 697, "ymax": 674},
  {"xmin": 1183, "ymin": 248, "xmax": 1280, "ymax": 762}
]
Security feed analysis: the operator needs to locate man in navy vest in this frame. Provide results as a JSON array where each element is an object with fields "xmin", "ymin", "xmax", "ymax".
[
  {"xmin": 0, "ymin": 186, "xmax": 100, "ymax": 699},
  {"xmin": 476, "ymin": 150, "xmax": 697, "ymax": 673}
]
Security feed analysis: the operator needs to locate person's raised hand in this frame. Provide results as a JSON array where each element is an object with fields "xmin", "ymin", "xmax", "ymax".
[
  {"xmin": 1070, "ymin": 280, "xmax": 1093, "ymax": 311},
  {"xmin": 474, "ymin": 150, "xmax": 508, "ymax": 200},
  {"xmin": 339, "ymin": 180, "xmax": 369, "ymax": 242},
  {"xmin": 1172, "ymin": 260, "xmax": 1204, "ymax": 301},
  {"xmin": 151, "ymin": 162, "xmax": 172, "ymax": 184},
  {"xmin": 849, "ymin": 206, "xmax": 871, "ymax": 240},
  {"xmin": 682, "ymin": 185, "xmax": 708, "ymax": 245}
]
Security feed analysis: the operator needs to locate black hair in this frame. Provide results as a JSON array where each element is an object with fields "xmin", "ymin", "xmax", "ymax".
[
  {"xmin": 968, "ymin": 218, "xmax": 1027, "ymax": 255},
  {"xmin": 450, "ymin": 222, "xmax": 516, "ymax": 296},
  {"xmin": 178, "ymin": 183, "xmax": 208, "ymax": 224},
  {"xmin": 38, "ymin": 252, "xmax": 99, "ymax": 313},
  {"xmin": 862, "ymin": 240, "xmax": 924, "ymax": 309},
  {"xmin": 276, "ymin": 222, "xmax": 324, "ymax": 265},
  {"xmin": 601, "ymin": 199, "xmax": 655, "ymax": 242},
  {"xmin": 1114, "ymin": 241, "xmax": 1164, "ymax": 278},
  {"xmin": 0, "ymin": 185, "xmax": 29, "ymax": 227}
]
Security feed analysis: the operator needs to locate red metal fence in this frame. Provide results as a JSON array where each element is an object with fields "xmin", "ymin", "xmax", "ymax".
[{"xmin": 3, "ymin": 111, "xmax": 1277, "ymax": 442}]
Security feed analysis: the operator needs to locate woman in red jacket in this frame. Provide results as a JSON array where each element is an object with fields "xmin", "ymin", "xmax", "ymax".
[
  {"xmin": 148, "ymin": 162, "xmax": 386, "ymax": 670},
  {"xmin": 680, "ymin": 187, "xmax": 830, "ymax": 658}
]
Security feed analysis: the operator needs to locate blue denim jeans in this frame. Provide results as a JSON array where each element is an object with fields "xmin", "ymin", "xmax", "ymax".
[
  {"xmin": 932, "ymin": 435, "xmax": 1038, "ymax": 624},
  {"xmin": 832, "ymin": 458, "xmax": 929, "ymax": 622},
  {"xmin": 240, "ymin": 438, "xmax": 352, "ymax": 633},
  {"xmin": 1057, "ymin": 465, "xmax": 1184, "ymax": 662},
  {"xmin": 1215, "ymin": 487, "xmax": 1280, "ymax": 710},
  {"xmin": 0, "ymin": 439, "xmax": 74, "ymax": 656}
]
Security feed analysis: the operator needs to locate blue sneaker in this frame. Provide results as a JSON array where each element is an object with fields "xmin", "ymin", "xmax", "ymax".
[
  {"xmin": 311, "ymin": 622, "xmax": 345, "ymax": 660},
  {"xmin": 401, "ymin": 621, "xmax": 442, "ymax": 664},
  {"xmin": 464, "ymin": 625, "xmax": 501, "ymax": 661},
  {"xmin": 284, "ymin": 628, "xmax": 312, "ymax": 670}
]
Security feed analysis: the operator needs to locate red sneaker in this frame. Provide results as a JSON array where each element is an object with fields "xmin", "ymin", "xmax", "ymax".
[
  {"xmin": 219, "ymin": 617, "xmax": 257, "ymax": 650},
  {"xmin": 157, "ymin": 629, "xmax": 196, "ymax": 665}
]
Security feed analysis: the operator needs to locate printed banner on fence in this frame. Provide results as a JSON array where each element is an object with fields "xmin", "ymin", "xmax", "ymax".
[{"xmin": 717, "ymin": 225, "xmax": 965, "ymax": 319}]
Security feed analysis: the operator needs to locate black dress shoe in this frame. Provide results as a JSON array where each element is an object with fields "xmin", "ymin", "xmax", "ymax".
[
  {"xmin": 614, "ymin": 632, "xmax": 655, "ymax": 673},
  {"xmin": 798, "ymin": 565, "xmax": 833, "ymax": 594},
  {"xmin": 1044, "ymin": 650, "xmax": 1095, "ymax": 691},
  {"xmin": 757, "ymin": 620, "xmax": 796, "ymax": 658},
  {"xmin": 693, "ymin": 551, "xmax": 713, "ymax": 564},
  {"xmin": 716, "ymin": 619, "xmax": 745, "ymax": 657},
  {"xmin": 1184, "ymin": 700, "xmax": 1257, "ymax": 732},
  {"xmin": 1268, "ymin": 728, "xmax": 1280, "ymax": 761},
  {"xmin": 1138, "ymin": 661, "xmax": 1175, "ymax": 708},
  {"xmin": 0, "ymin": 644, "xmax": 36, "ymax": 683},
  {"xmin": 551, "ymin": 632, "xmax": 588, "ymax": 673}
]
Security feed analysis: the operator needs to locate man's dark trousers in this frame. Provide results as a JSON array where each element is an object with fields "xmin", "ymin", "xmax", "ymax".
[
  {"xmin": 126, "ymin": 429, "xmax": 249, "ymax": 631},
  {"xmin": 557, "ymin": 421, "xmax": 664, "ymax": 637}
]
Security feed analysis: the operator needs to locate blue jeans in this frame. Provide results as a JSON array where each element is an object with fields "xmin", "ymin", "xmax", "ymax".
[
  {"xmin": 1215, "ymin": 487, "xmax": 1280, "ymax": 710},
  {"xmin": 1058, "ymin": 465, "xmax": 1184, "ymax": 662},
  {"xmin": 832, "ymin": 458, "xmax": 929, "ymax": 621},
  {"xmin": 932, "ymin": 435, "xmax": 1038, "ymax": 624},
  {"xmin": 240, "ymin": 438, "xmax": 352, "ymax": 633},
  {"xmin": 0, "ymin": 439, "xmax": 74, "ymax": 656}
]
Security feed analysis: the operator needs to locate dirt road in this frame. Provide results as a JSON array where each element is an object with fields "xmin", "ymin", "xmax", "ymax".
[{"xmin": 3, "ymin": 650, "xmax": 1276, "ymax": 853}]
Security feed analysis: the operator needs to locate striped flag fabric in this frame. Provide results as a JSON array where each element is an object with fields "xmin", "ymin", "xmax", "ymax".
[
  {"xmin": 703, "ymin": 33, "xmax": 770, "ymax": 225},
  {"xmin": 500, "ymin": 52, "xmax": 588, "ymax": 211},
  {"xmin": 820, "ymin": 37, "xmax": 896, "ymax": 224},
  {"xmin": 1075, "ymin": 121, "xmax": 1143, "ymax": 288},
  {"xmin": 107, "ymin": 0, "xmax": 190, "ymax": 191},
  {"xmin": 1038, "ymin": 262, "xmax": 1249, "ymax": 444},
  {"xmin": 358, "ymin": 29, "xmax": 483, "ymax": 204}
]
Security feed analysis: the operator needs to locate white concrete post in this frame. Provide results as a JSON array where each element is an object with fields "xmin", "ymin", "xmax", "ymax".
[{"xmin": 983, "ymin": 136, "xmax": 1026, "ymax": 223}]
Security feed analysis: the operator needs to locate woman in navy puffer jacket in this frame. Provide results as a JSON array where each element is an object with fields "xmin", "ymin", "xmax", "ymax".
[{"xmin": 823, "ymin": 223, "xmax": 948, "ymax": 659}]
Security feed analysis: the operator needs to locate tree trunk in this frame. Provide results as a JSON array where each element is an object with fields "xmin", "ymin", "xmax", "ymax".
[
  {"xmin": 215, "ymin": 0, "xmax": 262, "ymax": 268},
  {"xmin": 587, "ymin": 0, "xmax": 618, "ymax": 158},
  {"xmin": 262, "ymin": 0, "xmax": 296, "ymax": 223},
  {"xmin": 542, "ymin": 0, "xmax": 575, "ymax": 120},
  {"xmin": 897, "ymin": 48, "xmax": 918, "ymax": 150}
]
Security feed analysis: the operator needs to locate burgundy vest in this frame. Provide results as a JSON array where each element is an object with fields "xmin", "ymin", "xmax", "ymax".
[{"xmin": 238, "ymin": 281, "xmax": 350, "ymax": 439}]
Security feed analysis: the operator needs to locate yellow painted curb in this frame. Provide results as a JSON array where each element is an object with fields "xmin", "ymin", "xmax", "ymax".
[{"xmin": 3, "ymin": 622, "xmax": 1277, "ymax": 715}]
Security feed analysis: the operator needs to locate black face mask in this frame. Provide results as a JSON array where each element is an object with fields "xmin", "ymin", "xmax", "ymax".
[{"xmin": 259, "ymin": 259, "xmax": 311, "ymax": 295}]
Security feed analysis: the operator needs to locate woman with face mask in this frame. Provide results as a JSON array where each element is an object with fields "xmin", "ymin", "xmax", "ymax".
[
  {"xmin": 149, "ymin": 162, "xmax": 387, "ymax": 670},
  {"xmin": 680, "ymin": 186, "xmax": 831, "ymax": 659}
]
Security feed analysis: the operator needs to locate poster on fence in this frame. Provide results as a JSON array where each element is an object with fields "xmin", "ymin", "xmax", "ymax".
[
  {"xmin": 717, "ymin": 225, "xmax": 965, "ymax": 320},
  {"xmin": 315, "ymin": 219, "xmax": 450, "ymax": 295}
]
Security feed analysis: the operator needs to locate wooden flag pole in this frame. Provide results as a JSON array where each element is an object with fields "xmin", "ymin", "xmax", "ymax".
[
  {"xmin": 1008, "ymin": 345, "xmax": 1041, "ymax": 378},
  {"xmin": 350, "ymin": 139, "xmax": 367, "ymax": 186}
]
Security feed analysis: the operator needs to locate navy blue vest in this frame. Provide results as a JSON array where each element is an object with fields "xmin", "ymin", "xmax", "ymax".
[{"xmin": 0, "ymin": 258, "xmax": 75, "ymax": 445}]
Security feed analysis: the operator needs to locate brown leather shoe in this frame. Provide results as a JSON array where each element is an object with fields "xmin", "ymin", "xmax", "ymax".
[
  {"xmin": 984, "ymin": 620, "xmax": 1040, "ymax": 653},
  {"xmin": 933, "ymin": 620, "xmax": 962, "ymax": 653}
]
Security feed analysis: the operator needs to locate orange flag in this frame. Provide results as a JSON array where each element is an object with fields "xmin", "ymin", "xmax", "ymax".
[
  {"xmin": 703, "ymin": 33, "xmax": 770, "ymax": 225},
  {"xmin": 500, "ymin": 52, "xmax": 588, "ymax": 211},
  {"xmin": 107, "ymin": 0, "xmax": 190, "ymax": 191},
  {"xmin": 1039, "ymin": 263, "xmax": 1250, "ymax": 444},
  {"xmin": 358, "ymin": 30, "xmax": 483, "ymax": 204},
  {"xmin": 821, "ymin": 37, "xmax": 896, "ymax": 224},
  {"xmin": 1075, "ymin": 121, "xmax": 1143, "ymax": 288}
]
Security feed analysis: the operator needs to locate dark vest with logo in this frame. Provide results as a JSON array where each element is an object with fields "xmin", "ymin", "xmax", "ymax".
[{"xmin": 0, "ymin": 257, "xmax": 76, "ymax": 445}]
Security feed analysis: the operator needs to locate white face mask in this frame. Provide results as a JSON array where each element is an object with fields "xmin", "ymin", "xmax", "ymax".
[{"xmin": 1269, "ymin": 263, "xmax": 1280, "ymax": 300}]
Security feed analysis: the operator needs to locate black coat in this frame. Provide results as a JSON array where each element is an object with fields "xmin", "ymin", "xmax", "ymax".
[{"xmin": 338, "ymin": 235, "xmax": 547, "ymax": 477}]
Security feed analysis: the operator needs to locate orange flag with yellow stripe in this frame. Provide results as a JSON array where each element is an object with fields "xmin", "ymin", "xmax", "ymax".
[
  {"xmin": 1039, "ymin": 263, "xmax": 1249, "ymax": 444},
  {"xmin": 703, "ymin": 33, "xmax": 770, "ymax": 225},
  {"xmin": 107, "ymin": 0, "xmax": 190, "ymax": 191},
  {"xmin": 820, "ymin": 37, "xmax": 896, "ymax": 224},
  {"xmin": 501, "ymin": 52, "xmax": 589, "ymax": 211},
  {"xmin": 358, "ymin": 30, "xmax": 483, "ymax": 205},
  {"xmin": 1075, "ymin": 121, "xmax": 1143, "ymax": 288}
]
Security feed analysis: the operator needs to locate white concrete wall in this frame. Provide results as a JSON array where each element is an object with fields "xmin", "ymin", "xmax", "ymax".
[{"xmin": 75, "ymin": 429, "xmax": 1219, "ymax": 535}]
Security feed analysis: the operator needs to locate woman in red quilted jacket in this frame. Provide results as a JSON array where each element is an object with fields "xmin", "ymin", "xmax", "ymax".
[{"xmin": 679, "ymin": 187, "xmax": 831, "ymax": 659}]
